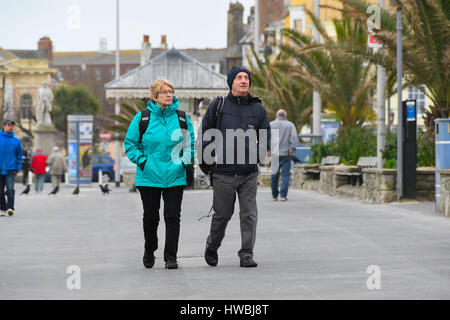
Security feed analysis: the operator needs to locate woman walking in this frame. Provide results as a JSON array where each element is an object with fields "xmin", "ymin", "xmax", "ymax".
[{"xmin": 124, "ymin": 79, "xmax": 195, "ymax": 270}]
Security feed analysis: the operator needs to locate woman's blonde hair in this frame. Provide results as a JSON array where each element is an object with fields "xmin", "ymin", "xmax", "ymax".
[{"xmin": 150, "ymin": 79, "xmax": 174, "ymax": 100}]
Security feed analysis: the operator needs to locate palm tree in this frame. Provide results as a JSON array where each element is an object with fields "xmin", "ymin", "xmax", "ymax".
[
  {"xmin": 326, "ymin": 0, "xmax": 449, "ymax": 133},
  {"xmin": 104, "ymin": 99, "xmax": 146, "ymax": 141},
  {"xmin": 248, "ymin": 48, "xmax": 313, "ymax": 129},
  {"xmin": 280, "ymin": 15, "xmax": 377, "ymax": 129}
]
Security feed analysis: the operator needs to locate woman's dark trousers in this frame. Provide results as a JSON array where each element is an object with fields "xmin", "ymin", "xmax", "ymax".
[{"xmin": 138, "ymin": 186, "xmax": 184, "ymax": 262}]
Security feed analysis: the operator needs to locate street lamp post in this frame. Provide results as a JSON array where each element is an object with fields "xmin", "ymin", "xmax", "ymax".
[
  {"xmin": 396, "ymin": 6, "xmax": 403, "ymax": 201},
  {"xmin": 312, "ymin": 0, "xmax": 322, "ymax": 139},
  {"xmin": 114, "ymin": 0, "xmax": 121, "ymax": 187},
  {"xmin": 376, "ymin": 0, "xmax": 386, "ymax": 169}
]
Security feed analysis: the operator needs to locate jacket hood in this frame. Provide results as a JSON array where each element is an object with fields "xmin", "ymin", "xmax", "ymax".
[{"xmin": 147, "ymin": 96, "xmax": 179, "ymax": 115}]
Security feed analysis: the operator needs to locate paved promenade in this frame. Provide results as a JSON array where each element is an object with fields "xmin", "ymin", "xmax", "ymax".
[{"xmin": 0, "ymin": 183, "xmax": 449, "ymax": 299}]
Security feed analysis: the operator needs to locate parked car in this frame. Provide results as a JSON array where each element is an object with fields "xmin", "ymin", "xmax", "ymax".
[{"xmin": 93, "ymin": 154, "xmax": 115, "ymax": 182}]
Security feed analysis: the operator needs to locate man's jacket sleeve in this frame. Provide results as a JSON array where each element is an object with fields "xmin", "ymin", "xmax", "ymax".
[
  {"xmin": 259, "ymin": 106, "xmax": 271, "ymax": 153},
  {"xmin": 196, "ymin": 98, "xmax": 218, "ymax": 161},
  {"xmin": 182, "ymin": 114, "xmax": 195, "ymax": 165},
  {"xmin": 290, "ymin": 123, "xmax": 298, "ymax": 153}
]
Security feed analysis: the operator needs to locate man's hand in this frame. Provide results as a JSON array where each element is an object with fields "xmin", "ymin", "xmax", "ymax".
[{"xmin": 267, "ymin": 151, "xmax": 271, "ymax": 157}]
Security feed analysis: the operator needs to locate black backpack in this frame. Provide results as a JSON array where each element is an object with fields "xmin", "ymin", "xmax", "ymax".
[
  {"xmin": 138, "ymin": 108, "xmax": 187, "ymax": 144},
  {"xmin": 198, "ymin": 96, "xmax": 225, "ymax": 175}
]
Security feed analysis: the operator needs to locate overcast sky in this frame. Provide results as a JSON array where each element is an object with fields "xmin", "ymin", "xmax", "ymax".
[{"xmin": 1, "ymin": 0, "xmax": 255, "ymax": 52}]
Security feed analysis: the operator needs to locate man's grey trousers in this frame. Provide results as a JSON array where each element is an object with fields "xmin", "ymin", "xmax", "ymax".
[{"xmin": 206, "ymin": 172, "xmax": 258, "ymax": 259}]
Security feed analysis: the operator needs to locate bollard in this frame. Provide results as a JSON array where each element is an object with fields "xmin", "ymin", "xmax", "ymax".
[
  {"xmin": 435, "ymin": 119, "xmax": 450, "ymax": 214},
  {"xmin": 98, "ymin": 169, "xmax": 103, "ymax": 185}
]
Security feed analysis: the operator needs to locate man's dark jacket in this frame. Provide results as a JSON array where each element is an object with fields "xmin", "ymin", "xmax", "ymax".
[{"xmin": 198, "ymin": 92, "xmax": 271, "ymax": 176}]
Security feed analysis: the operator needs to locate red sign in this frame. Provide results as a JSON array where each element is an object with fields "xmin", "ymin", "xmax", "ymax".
[
  {"xmin": 368, "ymin": 34, "xmax": 382, "ymax": 48},
  {"xmin": 99, "ymin": 130, "xmax": 112, "ymax": 141}
]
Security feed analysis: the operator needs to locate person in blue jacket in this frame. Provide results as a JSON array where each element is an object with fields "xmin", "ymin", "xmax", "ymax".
[
  {"xmin": 125, "ymin": 79, "xmax": 195, "ymax": 270},
  {"xmin": 0, "ymin": 118, "xmax": 23, "ymax": 217}
]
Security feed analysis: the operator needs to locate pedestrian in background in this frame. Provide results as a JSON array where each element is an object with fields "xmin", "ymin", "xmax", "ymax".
[
  {"xmin": 21, "ymin": 145, "xmax": 31, "ymax": 185},
  {"xmin": 30, "ymin": 148, "xmax": 47, "ymax": 193},
  {"xmin": 270, "ymin": 109, "xmax": 298, "ymax": 201},
  {"xmin": 198, "ymin": 66, "xmax": 271, "ymax": 268},
  {"xmin": 125, "ymin": 79, "xmax": 195, "ymax": 270},
  {"xmin": 0, "ymin": 119, "xmax": 23, "ymax": 217},
  {"xmin": 47, "ymin": 146, "xmax": 67, "ymax": 193}
]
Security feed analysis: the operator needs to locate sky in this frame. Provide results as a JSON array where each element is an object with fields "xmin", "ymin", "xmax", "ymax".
[{"xmin": 1, "ymin": 0, "xmax": 255, "ymax": 52}]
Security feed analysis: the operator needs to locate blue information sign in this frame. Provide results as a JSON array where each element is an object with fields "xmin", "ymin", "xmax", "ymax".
[{"xmin": 406, "ymin": 100, "xmax": 416, "ymax": 122}]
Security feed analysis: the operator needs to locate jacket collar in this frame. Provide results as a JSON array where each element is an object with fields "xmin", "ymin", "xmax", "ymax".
[
  {"xmin": 1, "ymin": 130, "xmax": 14, "ymax": 137},
  {"xmin": 227, "ymin": 91, "xmax": 261, "ymax": 105},
  {"xmin": 147, "ymin": 96, "xmax": 179, "ymax": 116}
]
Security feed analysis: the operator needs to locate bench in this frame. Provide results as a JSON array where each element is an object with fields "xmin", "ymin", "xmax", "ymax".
[
  {"xmin": 304, "ymin": 156, "xmax": 340, "ymax": 179},
  {"xmin": 335, "ymin": 157, "xmax": 377, "ymax": 186}
]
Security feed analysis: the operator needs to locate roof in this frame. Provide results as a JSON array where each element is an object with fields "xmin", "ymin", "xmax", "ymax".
[
  {"xmin": 8, "ymin": 49, "xmax": 47, "ymax": 60},
  {"xmin": 104, "ymin": 48, "xmax": 228, "ymax": 99},
  {"xmin": 52, "ymin": 48, "xmax": 226, "ymax": 67}
]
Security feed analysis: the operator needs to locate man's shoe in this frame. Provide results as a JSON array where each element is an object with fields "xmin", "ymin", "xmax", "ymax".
[
  {"xmin": 7, "ymin": 209, "xmax": 14, "ymax": 216},
  {"xmin": 240, "ymin": 256, "xmax": 258, "ymax": 268},
  {"xmin": 205, "ymin": 245, "xmax": 218, "ymax": 266},
  {"xmin": 280, "ymin": 197, "xmax": 288, "ymax": 201},
  {"xmin": 143, "ymin": 251, "xmax": 155, "ymax": 269},
  {"xmin": 0, "ymin": 211, "xmax": 5, "ymax": 217},
  {"xmin": 165, "ymin": 260, "xmax": 178, "ymax": 269},
  {"xmin": 272, "ymin": 197, "xmax": 278, "ymax": 201}
]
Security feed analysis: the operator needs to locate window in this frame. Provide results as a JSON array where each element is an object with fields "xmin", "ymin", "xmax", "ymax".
[
  {"xmin": 407, "ymin": 85, "xmax": 426, "ymax": 115},
  {"xmin": 293, "ymin": 19, "xmax": 303, "ymax": 33},
  {"xmin": 19, "ymin": 93, "xmax": 33, "ymax": 120}
]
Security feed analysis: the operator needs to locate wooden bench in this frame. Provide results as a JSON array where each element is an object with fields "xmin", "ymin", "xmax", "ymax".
[
  {"xmin": 304, "ymin": 156, "xmax": 340, "ymax": 180},
  {"xmin": 335, "ymin": 157, "xmax": 377, "ymax": 186}
]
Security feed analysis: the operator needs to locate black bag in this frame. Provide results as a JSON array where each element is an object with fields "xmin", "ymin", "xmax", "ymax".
[{"xmin": 198, "ymin": 96, "xmax": 224, "ymax": 175}]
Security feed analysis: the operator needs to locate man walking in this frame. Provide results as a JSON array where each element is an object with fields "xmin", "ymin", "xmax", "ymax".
[
  {"xmin": 0, "ymin": 119, "xmax": 23, "ymax": 216},
  {"xmin": 270, "ymin": 109, "xmax": 297, "ymax": 201},
  {"xmin": 47, "ymin": 146, "xmax": 68, "ymax": 194},
  {"xmin": 198, "ymin": 66, "xmax": 271, "ymax": 268}
]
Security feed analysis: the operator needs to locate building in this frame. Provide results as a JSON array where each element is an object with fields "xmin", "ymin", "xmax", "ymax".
[
  {"xmin": 37, "ymin": 35, "xmax": 228, "ymax": 148},
  {"xmin": 0, "ymin": 40, "xmax": 56, "ymax": 144}
]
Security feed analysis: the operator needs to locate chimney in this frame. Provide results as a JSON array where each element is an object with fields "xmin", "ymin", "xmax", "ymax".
[
  {"xmin": 38, "ymin": 36, "xmax": 53, "ymax": 61},
  {"xmin": 226, "ymin": 2, "xmax": 244, "ymax": 58},
  {"xmin": 141, "ymin": 35, "xmax": 152, "ymax": 66},
  {"xmin": 161, "ymin": 35, "xmax": 168, "ymax": 49},
  {"xmin": 99, "ymin": 38, "xmax": 108, "ymax": 53}
]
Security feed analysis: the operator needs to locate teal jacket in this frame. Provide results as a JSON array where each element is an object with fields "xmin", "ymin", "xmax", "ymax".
[{"xmin": 124, "ymin": 97, "xmax": 195, "ymax": 188}]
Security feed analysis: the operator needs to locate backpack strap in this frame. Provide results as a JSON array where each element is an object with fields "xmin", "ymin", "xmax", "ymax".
[
  {"xmin": 139, "ymin": 108, "xmax": 151, "ymax": 144},
  {"xmin": 175, "ymin": 110, "xmax": 188, "ymax": 158},
  {"xmin": 175, "ymin": 110, "xmax": 187, "ymax": 130},
  {"xmin": 212, "ymin": 96, "xmax": 224, "ymax": 128}
]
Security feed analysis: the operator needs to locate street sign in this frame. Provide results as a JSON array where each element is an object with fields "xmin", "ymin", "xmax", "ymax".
[
  {"xmin": 368, "ymin": 34, "xmax": 382, "ymax": 49},
  {"xmin": 99, "ymin": 130, "xmax": 112, "ymax": 141}
]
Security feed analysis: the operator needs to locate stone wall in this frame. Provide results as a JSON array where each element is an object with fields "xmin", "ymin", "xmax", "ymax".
[
  {"xmin": 438, "ymin": 169, "xmax": 450, "ymax": 217},
  {"xmin": 122, "ymin": 172, "xmax": 135, "ymax": 188},
  {"xmin": 292, "ymin": 165, "xmax": 436, "ymax": 205},
  {"xmin": 362, "ymin": 169, "xmax": 397, "ymax": 203},
  {"xmin": 293, "ymin": 164, "xmax": 320, "ymax": 191},
  {"xmin": 417, "ymin": 168, "xmax": 435, "ymax": 201}
]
